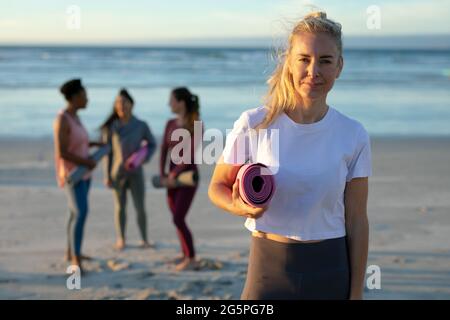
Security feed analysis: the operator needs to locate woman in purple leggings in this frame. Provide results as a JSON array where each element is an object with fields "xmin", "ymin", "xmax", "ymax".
[{"xmin": 160, "ymin": 87, "xmax": 203, "ymax": 271}]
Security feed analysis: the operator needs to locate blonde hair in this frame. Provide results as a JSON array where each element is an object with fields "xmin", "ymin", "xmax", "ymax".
[{"xmin": 257, "ymin": 11, "xmax": 342, "ymax": 130}]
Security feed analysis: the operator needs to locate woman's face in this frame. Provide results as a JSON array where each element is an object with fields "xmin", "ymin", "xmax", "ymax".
[
  {"xmin": 114, "ymin": 95, "xmax": 133, "ymax": 119},
  {"xmin": 169, "ymin": 93, "xmax": 185, "ymax": 115},
  {"xmin": 288, "ymin": 32, "xmax": 343, "ymax": 101},
  {"xmin": 72, "ymin": 89, "xmax": 88, "ymax": 109}
]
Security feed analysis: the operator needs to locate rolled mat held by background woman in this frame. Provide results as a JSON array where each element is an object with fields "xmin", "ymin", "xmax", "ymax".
[
  {"xmin": 236, "ymin": 163, "xmax": 275, "ymax": 208},
  {"xmin": 125, "ymin": 142, "xmax": 148, "ymax": 171},
  {"xmin": 66, "ymin": 144, "xmax": 111, "ymax": 186}
]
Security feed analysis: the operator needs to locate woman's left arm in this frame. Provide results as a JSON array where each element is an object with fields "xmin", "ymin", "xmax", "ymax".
[
  {"xmin": 143, "ymin": 123, "xmax": 157, "ymax": 163},
  {"xmin": 344, "ymin": 176, "xmax": 369, "ymax": 300}
]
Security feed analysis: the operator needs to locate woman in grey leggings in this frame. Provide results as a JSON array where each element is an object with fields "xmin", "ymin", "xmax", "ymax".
[{"xmin": 101, "ymin": 89, "xmax": 156, "ymax": 250}]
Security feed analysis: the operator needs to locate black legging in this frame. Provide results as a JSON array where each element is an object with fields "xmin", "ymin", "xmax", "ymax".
[{"xmin": 241, "ymin": 236, "xmax": 350, "ymax": 300}]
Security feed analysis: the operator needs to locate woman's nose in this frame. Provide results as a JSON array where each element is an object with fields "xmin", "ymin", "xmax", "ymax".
[{"xmin": 307, "ymin": 61, "xmax": 320, "ymax": 78}]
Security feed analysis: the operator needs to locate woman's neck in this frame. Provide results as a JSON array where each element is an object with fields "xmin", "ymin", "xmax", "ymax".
[
  {"xmin": 290, "ymin": 96, "xmax": 328, "ymax": 124},
  {"xmin": 65, "ymin": 104, "xmax": 77, "ymax": 116},
  {"xmin": 176, "ymin": 112, "xmax": 186, "ymax": 126}
]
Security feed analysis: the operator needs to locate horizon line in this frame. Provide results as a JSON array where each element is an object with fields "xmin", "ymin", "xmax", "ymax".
[{"xmin": 1, "ymin": 34, "xmax": 449, "ymax": 49}]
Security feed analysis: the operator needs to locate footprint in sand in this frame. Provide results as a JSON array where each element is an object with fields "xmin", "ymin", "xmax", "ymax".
[
  {"xmin": 131, "ymin": 288, "xmax": 163, "ymax": 300},
  {"xmin": 78, "ymin": 260, "xmax": 104, "ymax": 273},
  {"xmin": 166, "ymin": 290, "xmax": 192, "ymax": 300},
  {"xmin": 213, "ymin": 278, "xmax": 233, "ymax": 286},
  {"xmin": 179, "ymin": 280, "xmax": 207, "ymax": 294},
  {"xmin": 392, "ymin": 257, "xmax": 406, "ymax": 264},
  {"xmin": 106, "ymin": 259, "xmax": 131, "ymax": 272},
  {"xmin": 134, "ymin": 271, "xmax": 155, "ymax": 280},
  {"xmin": 0, "ymin": 278, "xmax": 19, "ymax": 284},
  {"xmin": 197, "ymin": 258, "xmax": 224, "ymax": 271}
]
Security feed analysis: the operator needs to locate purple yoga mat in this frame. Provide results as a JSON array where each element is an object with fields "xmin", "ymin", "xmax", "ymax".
[
  {"xmin": 236, "ymin": 163, "xmax": 275, "ymax": 208},
  {"xmin": 125, "ymin": 143, "xmax": 148, "ymax": 171}
]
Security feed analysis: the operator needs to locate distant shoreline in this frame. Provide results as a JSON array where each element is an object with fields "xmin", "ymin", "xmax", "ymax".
[{"xmin": 1, "ymin": 34, "xmax": 450, "ymax": 50}]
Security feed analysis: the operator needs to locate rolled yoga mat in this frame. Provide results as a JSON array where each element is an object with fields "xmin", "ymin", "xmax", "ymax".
[
  {"xmin": 236, "ymin": 163, "xmax": 275, "ymax": 208},
  {"xmin": 66, "ymin": 144, "xmax": 111, "ymax": 186},
  {"xmin": 151, "ymin": 170, "xmax": 199, "ymax": 188},
  {"xmin": 125, "ymin": 143, "xmax": 148, "ymax": 171}
]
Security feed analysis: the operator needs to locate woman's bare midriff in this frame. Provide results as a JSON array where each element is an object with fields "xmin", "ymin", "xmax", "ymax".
[{"xmin": 252, "ymin": 230, "xmax": 324, "ymax": 244}]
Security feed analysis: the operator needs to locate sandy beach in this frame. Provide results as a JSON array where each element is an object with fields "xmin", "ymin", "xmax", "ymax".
[{"xmin": 1, "ymin": 136, "xmax": 450, "ymax": 300}]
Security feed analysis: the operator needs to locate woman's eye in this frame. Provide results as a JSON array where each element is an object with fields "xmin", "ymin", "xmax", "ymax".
[{"xmin": 299, "ymin": 58, "xmax": 309, "ymax": 62}]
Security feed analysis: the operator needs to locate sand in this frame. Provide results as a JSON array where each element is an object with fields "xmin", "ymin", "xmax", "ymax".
[{"xmin": 1, "ymin": 136, "xmax": 450, "ymax": 299}]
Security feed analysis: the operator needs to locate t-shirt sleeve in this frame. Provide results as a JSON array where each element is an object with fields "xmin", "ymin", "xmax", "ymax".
[
  {"xmin": 222, "ymin": 112, "xmax": 252, "ymax": 165},
  {"xmin": 346, "ymin": 126, "xmax": 372, "ymax": 182}
]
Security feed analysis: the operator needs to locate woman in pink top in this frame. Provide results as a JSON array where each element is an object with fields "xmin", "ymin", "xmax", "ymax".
[{"xmin": 53, "ymin": 79, "xmax": 102, "ymax": 272}]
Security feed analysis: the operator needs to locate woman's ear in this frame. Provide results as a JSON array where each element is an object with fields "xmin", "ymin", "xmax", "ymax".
[{"xmin": 336, "ymin": 56, "xmax": 344, "ymax": 79}]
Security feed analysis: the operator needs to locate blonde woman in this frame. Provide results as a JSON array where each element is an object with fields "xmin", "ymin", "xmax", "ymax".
[{"xmin": 208, "ymin": 12, "xmax": 372, "ymax": 299}]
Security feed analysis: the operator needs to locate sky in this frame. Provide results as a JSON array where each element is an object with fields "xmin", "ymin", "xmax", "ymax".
[{"xmin": 0, "ymin": 0, "xmax": 449, "ymax": 45}]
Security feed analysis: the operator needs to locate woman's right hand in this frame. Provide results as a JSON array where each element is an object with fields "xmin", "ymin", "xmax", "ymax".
[
  {"xmin": 160, "ymin": 175, "xmax": 177, "ymax": 189},
  {"xmin": 85, "ymin": 158, "xmax": 97, "ymax": 170},
  {"xmin": 104, "ymin": 178, "xmax": 113, "ymax": 188},
  {"xmin": 231, "ymin": 178, "xmax": 267, "ymax": 219}
]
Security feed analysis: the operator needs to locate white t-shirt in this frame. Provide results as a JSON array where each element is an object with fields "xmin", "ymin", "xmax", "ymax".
[{"xmin": 222, "ymin": 105, "xmax": 372, "ymax": 241}]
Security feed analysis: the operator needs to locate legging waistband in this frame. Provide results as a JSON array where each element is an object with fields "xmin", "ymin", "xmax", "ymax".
[{"xmin": 250, "ymin": 235, "xmax": 349, "ymax": 273}]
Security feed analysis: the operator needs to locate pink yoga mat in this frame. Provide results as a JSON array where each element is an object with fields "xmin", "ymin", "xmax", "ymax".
[
  {"xmin": 236, "ymin": 163, "xmax": 275, "ymax": 208},
  {"xmin": 125, "ymin": 143, "xmax": 148, "ymax": 171}
]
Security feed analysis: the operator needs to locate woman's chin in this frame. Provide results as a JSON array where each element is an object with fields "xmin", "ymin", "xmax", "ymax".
[{"xmin": 301, "ymin": 91, "xmax": 323, "ymax": 101}]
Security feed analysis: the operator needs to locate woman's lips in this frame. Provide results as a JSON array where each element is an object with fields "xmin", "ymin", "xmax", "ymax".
[{"xmin": 302, "ymin": 82, "xmax": 323, "ymax": 88}]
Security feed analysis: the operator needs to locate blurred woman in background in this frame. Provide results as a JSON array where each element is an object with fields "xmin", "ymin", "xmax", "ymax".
[
  {"xmin": 160, "ymin": 87, "xmax": 203, "ymax": 271},
  {"xmin": 53, "ymin": 78, "xmax": 102, "ymax": 272},
  {"xmin": 101, "ymin": 88, "xmax": 156, "ymax": 250}
]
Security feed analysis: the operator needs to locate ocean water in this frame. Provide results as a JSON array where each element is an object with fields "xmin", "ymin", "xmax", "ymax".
[{"xmin": 0, "ymin": 46, "xmax": 449, "ymax": 138}]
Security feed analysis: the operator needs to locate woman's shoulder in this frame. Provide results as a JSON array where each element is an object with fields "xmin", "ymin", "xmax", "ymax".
[
  {"xmin": 161, "ymin": 118, "xmax": 178, "ymax": 132},
  {"xmin": 164, "ymin": 117, "xmax": 177, "ymax": 124},
  {"xmin": 332, "ymin": 107, "xmax": 368, "ymax": 135},
  {"xmin": 235, "ymin": 106, "xmax": 268, "ymax": 129},
  {"xmin": 133, "ymin": 116, "xmax": 150, "ymax": 127},
  {"xmin": 54, "ymin": 109, "xmax": 66, "ymax": 123},
  {"xmin": 165, "ymin": 118, "xmax": 178, "ymax": 128},
  {"xmin": 53, "ymin": 110, "xmax": 69, "ymax": 131}
]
